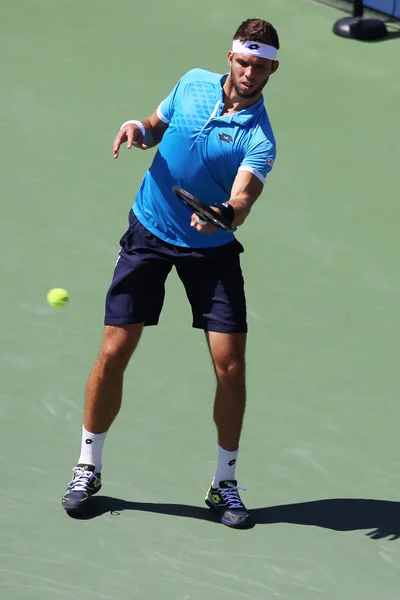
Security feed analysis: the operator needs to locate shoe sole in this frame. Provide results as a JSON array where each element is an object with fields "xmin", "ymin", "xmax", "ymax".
[{"xmin": 205, "ymin": 498, "xmax": 252, "ymax": 529}]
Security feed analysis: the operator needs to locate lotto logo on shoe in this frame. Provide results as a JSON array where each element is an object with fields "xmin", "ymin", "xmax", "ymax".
[{"xmin": 85, "ymin": 439, "xmax": 93, "ymax": 445}]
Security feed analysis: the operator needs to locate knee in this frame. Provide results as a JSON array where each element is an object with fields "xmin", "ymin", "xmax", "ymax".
[
  {"xmin": 214, "ymin": 356, "xmax": 245, "ymax": 380},
  {"xmin": 97, "ymin": 325, "xmax": 142, "ymax": 371},
  {"xmin": 97, "ymin": 330, "xmax": 136, "ymax": 371},
  {"xmin": 98, "ymin": 341, "xmax": 132, "ymax": 371}
]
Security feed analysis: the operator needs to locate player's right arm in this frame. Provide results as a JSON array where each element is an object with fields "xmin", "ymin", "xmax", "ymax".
[
  {"xmin": 113, "ymin": 110, "xmax": 169, "ymax": 158},
  {"xmin": 114, "ymin": 70, "xmax": 189, "ymax": 158}
]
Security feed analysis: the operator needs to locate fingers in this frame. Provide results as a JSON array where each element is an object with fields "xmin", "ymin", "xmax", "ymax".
[
  {"xmin": 190, "ymin": 213, "xmax": 216, "ymax": 234},
  {"xmin": 132, "ymin": 129, "xmax": 148, "ymax": 150},
  {"xmin": 126, "ymin": 126, "xmax": 134, "ymax": 150},
  {"xmin": 113, "ymin": 130, "xmax": 126, "ymax": 159},
  {"xmin": 113, "ymin": 125, "xmax": 148, "ymax": 159}
]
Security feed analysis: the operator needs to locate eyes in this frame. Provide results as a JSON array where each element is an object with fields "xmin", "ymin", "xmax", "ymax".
[{"xmin": 236, "ymin": 59, "xmax": 267, "ymax": 71}]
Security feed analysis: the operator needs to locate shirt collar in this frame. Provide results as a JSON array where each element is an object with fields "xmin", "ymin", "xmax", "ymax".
[{"xmin": 218, "ymin": 73, "xmax": 263, "ymax": 125}]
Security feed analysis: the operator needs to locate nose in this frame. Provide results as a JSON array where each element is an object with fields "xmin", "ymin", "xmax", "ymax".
[{"xmin": 244, "ymin": 66, "xmax": 255, "ymax": 81}]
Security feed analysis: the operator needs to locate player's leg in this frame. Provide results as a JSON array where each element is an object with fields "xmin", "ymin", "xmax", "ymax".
[
  {"xmin": 176, "ymin": 241, "xmax": 251, "ymax": 528},
  {"xmin": 62, "ymin": 210, "xmax": 173, "ymax": 513},
  {"xmin": 204, "ymin": 332, "xmax": 250, "ymax": 529},
  {"xmin": 61, "ymin": 324, "xmax": 143, "ymax": 513},
  {"xmin": 83, "ymin": 322, "xmax": 144, "ymax": 439},
  {"xmin": 206, "ymin": 330, "xmax": 246, "ymax": 456}
]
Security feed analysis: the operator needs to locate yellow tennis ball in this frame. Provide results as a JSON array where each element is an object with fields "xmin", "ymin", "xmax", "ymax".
[{"xmin": 47, "ymin": 288, "xmax": 69, "ymax": 308}]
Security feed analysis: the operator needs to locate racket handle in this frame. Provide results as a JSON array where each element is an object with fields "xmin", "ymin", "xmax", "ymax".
[{"xmin": 198, "ymin": 216, "xmax": 208, "ymax": 225}]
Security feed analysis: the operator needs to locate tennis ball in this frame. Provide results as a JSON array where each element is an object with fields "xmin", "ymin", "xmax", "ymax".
[{"xmin": 47, "ymin": 288, "xmax": 69, "ymax": 308}]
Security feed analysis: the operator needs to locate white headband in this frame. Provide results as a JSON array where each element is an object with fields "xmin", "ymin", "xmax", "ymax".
[{"xmin": 231, "ymin": 39, "xmax": 278, "ymax": 61}]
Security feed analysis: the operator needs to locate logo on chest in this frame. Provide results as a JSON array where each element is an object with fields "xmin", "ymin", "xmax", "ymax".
[{"xmin": 219, "ymin": 133, "xmax": 233, "ymax": 144}]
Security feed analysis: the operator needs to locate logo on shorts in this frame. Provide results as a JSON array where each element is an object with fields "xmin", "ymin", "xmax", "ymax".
[
  {"xmin": 219, "ymin": 133, "xmax": 233, "ymax": 144},
  {"xmin": 247, "ymin": 43, "xmax": 260, "ymax": 50},
  {"xmin": 266, "ymin": 157, "xmax": 274, "ymax": 167}
]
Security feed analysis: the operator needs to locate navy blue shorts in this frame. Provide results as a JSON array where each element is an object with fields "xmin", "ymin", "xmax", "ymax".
[{"xmin": 104, "ymin": 210, "xmax": 247, "ymax": 333}]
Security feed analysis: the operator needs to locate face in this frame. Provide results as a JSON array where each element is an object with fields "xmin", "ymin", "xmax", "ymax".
[{"xmin": 228, "ymin": 51, "xmax": 279, "ymax": 99}]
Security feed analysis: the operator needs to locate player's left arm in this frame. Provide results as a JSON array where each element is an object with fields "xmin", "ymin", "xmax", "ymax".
[
  {"xmin": 192, "ymin": 171, "xmax": 264, "ymax": 233},
  {"xmin": 226, "ymin": 137, "xmax": 276, "ymax": 226},
  {"xmin": 193, "ymin": 137, "xmax": 276, "ymax": 233},
  {"xmin": 226, "ymin": 169, "xmax": 264, "ymax": 226}
]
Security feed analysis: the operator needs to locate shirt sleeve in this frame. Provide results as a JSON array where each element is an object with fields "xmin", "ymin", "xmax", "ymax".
[
  {"xmin": 157, "ymin": 73, "xmax": 187, "ymax": 124},
  {"xmin": 239, "ymin": 139, "xmax": 276, "ymax": 185}
]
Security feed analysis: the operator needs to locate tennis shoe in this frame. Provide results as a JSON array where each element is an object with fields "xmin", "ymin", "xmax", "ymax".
[
  {"xmin": 205, "ymin": 479, "xmax": 252, "ymax": 529},
  {"xmin": 61, "ymin": 464, "xmax": 101, "ymax": 513}
]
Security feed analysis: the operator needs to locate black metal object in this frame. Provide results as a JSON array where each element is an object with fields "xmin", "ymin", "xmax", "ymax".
[
  {"xmin": 333, "ymin": 0, "xmax": 388, "ymax": 39},
  {"xmin": 353, "ymin": 0, "xmax": 363, "ymax": 16}
]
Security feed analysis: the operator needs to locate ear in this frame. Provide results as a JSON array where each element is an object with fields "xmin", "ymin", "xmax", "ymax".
[
  {"xmin": 227, "ymin": 50, "xmax": 234, "ymax": 66},
  {"xmin": 270, "ymin": 60, "xmax": 279, "ymax": 74}
]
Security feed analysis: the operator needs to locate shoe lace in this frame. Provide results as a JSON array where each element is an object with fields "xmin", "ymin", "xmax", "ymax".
[
  {"xmin": 220, "ymin": 484, "xmax": 246, "ymax": 509},
  {"xmin": 70, "ymin": 467, "xmax": 96, "ymax": 491}
]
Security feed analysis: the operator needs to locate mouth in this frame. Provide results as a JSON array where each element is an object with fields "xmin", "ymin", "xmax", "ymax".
[{"xmin": 241, "ymin": 81, "xmax": 254, "ymax": 91}]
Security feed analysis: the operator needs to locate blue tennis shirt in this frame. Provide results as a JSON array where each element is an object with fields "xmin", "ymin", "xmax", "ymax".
[{"xmin": 132, "ymin": 68, "xmax": 276, "ymax": 248}]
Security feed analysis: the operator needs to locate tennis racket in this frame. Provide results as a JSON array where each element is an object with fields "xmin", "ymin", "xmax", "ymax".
[{"xmin": 172, "ymin": 186, "xmax": 235, "ymax": 233}]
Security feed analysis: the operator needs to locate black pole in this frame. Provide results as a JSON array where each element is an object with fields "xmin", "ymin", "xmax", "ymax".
[
  {"xmin": 353, "ymin": 0, "xmax": 364, "ymax": 17},
  {"xmin": 333, "ymin": 0, "xmax": 387, "ymax": 40}
]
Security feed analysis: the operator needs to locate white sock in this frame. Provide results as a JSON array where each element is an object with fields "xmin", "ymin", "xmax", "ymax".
[
  {"xmin": 213, "ymin": 445, "xmax": 239, "ymax": 487},
  {"xmin": 77, "ymin": 426, "xmax": 108, "ymax": 472}
]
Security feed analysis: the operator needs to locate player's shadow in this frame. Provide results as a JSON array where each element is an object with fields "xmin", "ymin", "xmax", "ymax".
[
  {"xmin": 68, "ymin": 496, "xmax": 400, "ymax": 539},
  {"xmin": 252, "ymin": 498, "xmax": 400, "ymax": 540}
]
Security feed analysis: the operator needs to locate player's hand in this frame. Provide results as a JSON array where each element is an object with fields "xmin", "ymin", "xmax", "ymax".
[
  {"xmin": 113, "ymin": 124, "xmax": 148, "ymax": 158},
  {"xmin": 190, "ymin": 213, "xmax": 217, "ymax": 234}
]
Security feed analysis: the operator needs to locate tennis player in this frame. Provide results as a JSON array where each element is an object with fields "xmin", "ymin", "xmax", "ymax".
[{"xmin": 62, "ymin": 17, "xmax": 279, "ymax": 529}]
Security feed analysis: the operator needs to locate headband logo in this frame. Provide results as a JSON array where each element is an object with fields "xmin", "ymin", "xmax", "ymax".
[{"xmin": 232, "ymin": 39, "xmax": 278, "ymax": 60}]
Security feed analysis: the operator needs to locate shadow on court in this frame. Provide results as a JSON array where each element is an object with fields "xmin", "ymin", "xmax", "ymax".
[
  {"xmin": 365, "ymin": 28, "xmax": 400, "ymax": 43},
  {"xmin": 68, "ymin": 496, "xmax": 400, "ymax": 539}
]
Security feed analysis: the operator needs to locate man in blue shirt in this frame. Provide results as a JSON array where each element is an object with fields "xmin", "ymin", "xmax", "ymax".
[{"xmin": 62, "ymin": 17, "xmax": 279, "ymax": 529}]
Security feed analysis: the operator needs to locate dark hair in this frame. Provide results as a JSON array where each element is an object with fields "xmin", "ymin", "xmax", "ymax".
[{"xmin": 233, "ymin": 18, "xmax": 280, "ymax": 50}]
